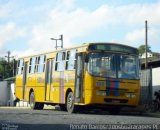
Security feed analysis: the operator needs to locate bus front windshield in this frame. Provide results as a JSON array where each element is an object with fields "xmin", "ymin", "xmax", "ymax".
[{"xmin": 88, "ymin": 53, "xmax": 139, "ymax": 79}]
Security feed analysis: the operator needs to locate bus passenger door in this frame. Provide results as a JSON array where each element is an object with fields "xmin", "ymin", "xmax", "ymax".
[
  {"xmin": 23, "ymin": 62, "xmax": 28, "ymax": 99},
  {"xmin": 46, "ymin": 59, "xmax": 54, "ymax": 101},
  {"xmin": 75, "ymin": 53, "xmax": 84, "ymax": 103}
]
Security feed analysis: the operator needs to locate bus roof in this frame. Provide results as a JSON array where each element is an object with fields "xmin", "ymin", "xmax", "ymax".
[{"xmin": 17, "ymin": 42, "xmax": 138, "ymax": 59}]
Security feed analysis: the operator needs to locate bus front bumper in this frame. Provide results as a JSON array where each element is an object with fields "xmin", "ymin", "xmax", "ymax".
[{"xmin": 84, "ymin": 90, "xmax": 139, "ymax": 107}]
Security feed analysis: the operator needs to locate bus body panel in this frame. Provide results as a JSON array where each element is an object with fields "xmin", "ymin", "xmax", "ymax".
[
  {"xmin": 35, "ymin": 73, "xmax": 46, "ymax": 101},
  {"xmin": 51, "ymin": 71, "xmax": 75, "ymax": 104},
  {"xmin": 84, "ymin": 72, "xmax": 140, "ymax": 107},
  {"xmin": 24, "ymin": 86, "xmax": 29, "ymax": 101},
  {"xmin": 15, "ymin": 75, "xmax": 23, "ymax": 100}
]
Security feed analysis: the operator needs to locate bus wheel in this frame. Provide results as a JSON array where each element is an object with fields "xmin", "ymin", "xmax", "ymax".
[
  {"xmin": 30, "ymin": 91, "xmax": 38, "ymax": 110},
  {"xmin": 66, "ymin": 92, "xmax": 76, "ymax": 113},
  {"xmin": 108, "ymin": 108, "xmax": 120, "ymax": 115}
]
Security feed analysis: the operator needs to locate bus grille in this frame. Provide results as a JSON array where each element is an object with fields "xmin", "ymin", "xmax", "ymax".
[{"xmin": 106, "ymin": 89, "xmax": 126, "ymax": 96}]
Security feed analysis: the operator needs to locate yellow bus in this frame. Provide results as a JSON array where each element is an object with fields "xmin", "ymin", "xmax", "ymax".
[{"xmin": 15, "ymin": 42, "xmax": 140, "ymax": 114}]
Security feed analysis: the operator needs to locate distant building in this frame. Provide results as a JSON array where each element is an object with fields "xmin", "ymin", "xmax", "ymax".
[
  {"xmin": 140, "ymin": 52, "xmax": 160, "ymax": 59},
  {"xmin": 140, "ymin": 52, "xmax": 153, "ymax": 58},
  {"xmin": 140, "ymin": 52, "xmax": 160, "ymax": 67},
  {"xmin": 141, "ymin": 59, "xmax": 160, "ymax": 69}
]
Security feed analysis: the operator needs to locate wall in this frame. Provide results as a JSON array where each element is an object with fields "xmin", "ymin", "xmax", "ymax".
[
  {"xmin": 0, "ymin": 81, "xmax": 16, "ymax": 106},
  {"xmin": 0, "ymin": 81, "xmax": 10, "ymax": 106},
  {"xmin": 9, "ymin": 83, "xmax": 16, "ymax": 106},
  {"xmin": 141, "ymin": 52, "xmax": 153, "ymax": 59},
  {"xmin": 152, "ymin": 67, "xmax": 160, "ymax": 98}
]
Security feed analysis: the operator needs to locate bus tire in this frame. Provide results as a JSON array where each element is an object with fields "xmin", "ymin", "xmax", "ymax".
[
  {"xmin": 30, "ymin": 91, "xmax": 38, "ymax": 110},
  {"xmin": 66, "ymin": 92, "xmax": 76, "ymax": 113}
]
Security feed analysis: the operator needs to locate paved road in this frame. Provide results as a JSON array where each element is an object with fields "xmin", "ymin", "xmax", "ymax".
[{"xmin": 0, "ymin": 107, "xmax": 160, "ymax": 130}]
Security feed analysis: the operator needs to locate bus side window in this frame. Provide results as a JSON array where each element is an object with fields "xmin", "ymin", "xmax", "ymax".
[
  {"xmin": 29, "ymin": 57, "xmax": 37, "ymax": 73},
  {"xmin": 17, "ymin": 60, "xmax": 20, "ymax": 74},
  {"xmin": 36, "ymin": 56, "xmax": 40, "ymax": 73},
  {"xmin": 66, "ymin": 51, "xmax": 70, "ymax": 70},
  {"xmin": 66, "ymin": 49, "xmax": 76, "ymax": 70},
  {"xmin": 55, "ymin": 52, "xmax": 65, "ymax": 71},
  {"xmin": 37, "ymin": 55, "xmax": 46, "ymax": 73},
  {"xmin": 17, "ymin": 59, "xmax": 24, "ymax": 75}
]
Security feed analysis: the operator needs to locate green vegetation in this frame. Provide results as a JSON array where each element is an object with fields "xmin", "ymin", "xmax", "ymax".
[
  {"xmin": 0, "ymin": 58, "xmax": 17, "ymax": 80},
  {"xmin": 138, "ymin": 44, "xmax": 152, "ymax": 55}
]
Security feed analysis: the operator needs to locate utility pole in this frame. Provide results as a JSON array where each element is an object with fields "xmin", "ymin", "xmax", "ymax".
[
  {"xmin": 5, "ymin": 51, "xmax": 15, "ymax": 77},
  {"xmin": 6, "ymin": 51, "xmax": 11, "ymax": 63},
  {"xmin": 50, "ymin": 34, "xmax": 63, "ymax": 50},
  {"xmin": 145, "ymin": 20, "xmax": 148, "ymax": 69},
  {"xmin": 4, "ymin": 51, "xmax": 10, "ymax": 78},
  {"xmin": 60, "ymin": 34, "xmax": 63, "ymax": 48},
  {"xmin": 12, "ymin": 58, "xmax": 15, "ymax": 76}
]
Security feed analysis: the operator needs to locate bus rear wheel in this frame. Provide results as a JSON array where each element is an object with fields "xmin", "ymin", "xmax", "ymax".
[
  {"xmin": 66, "ymin": 92, "xmax": 76, "ymax": 113},
  {"xmin": 30, "ymin": 91, "xmax": 44, "ymax": 110}
]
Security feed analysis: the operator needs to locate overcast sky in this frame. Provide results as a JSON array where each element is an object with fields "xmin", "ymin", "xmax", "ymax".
[{"xmin": 0, "ymin": 0, "xmax": 160, "ymax": 58}]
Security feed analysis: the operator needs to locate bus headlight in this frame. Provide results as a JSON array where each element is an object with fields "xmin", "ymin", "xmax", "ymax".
[
  {"xmin": 131, "ymin": 94, "xmax": 136, "ymax": 98},
  {"xmin": 97, "ymin": 91, "xmax": 106, "ymax": 96},
  {"xmin": 125, "ymin": 93, "xmax": 136, "ymax": 98}
]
